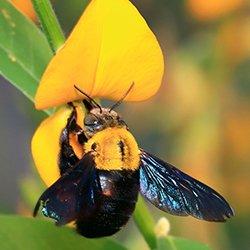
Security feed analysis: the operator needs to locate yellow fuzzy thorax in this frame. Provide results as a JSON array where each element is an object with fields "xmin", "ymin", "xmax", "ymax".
[{"xmin": 84, "ymin": 127, "xmax": 140, "ymax": 171}]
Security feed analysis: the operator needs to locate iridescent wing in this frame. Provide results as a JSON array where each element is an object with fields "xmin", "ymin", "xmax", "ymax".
[
  {"xmin": 139, "ymin": 150, "xmax": 234, "ymax": 222},
  {"xmin": 33, "ymin": 153, "xmax": 100, "ymax": 225}
]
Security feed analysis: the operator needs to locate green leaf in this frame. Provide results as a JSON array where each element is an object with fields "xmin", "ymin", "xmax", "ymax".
[
  {"xmin": 0, "ymin": 0, "xmax": 53, "ymax": 102},
  {"xmin": 0, "ymin": 214, "xmax": 127, "ymax": 250},
  {"xmin": 157, "ymin": 236, "xmax": 211, "ymax": 250}
]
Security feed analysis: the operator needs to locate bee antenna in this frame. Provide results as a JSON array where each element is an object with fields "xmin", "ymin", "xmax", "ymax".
[
  {"xmin": 74, "ymin": 85, "xmax": 102, "ymax": 113},
  {"xmin": 109, "ymin": 82, "xmax": 135, "ymax": 112}
]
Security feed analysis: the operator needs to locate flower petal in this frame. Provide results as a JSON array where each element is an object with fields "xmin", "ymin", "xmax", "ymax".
[
  {"xmin": 35, "ymin": 0, "xmax": 164, "ymax": 109},
  {"xmin": 31, "ymin": 105, "xmax": 84, "ymax": 186}
]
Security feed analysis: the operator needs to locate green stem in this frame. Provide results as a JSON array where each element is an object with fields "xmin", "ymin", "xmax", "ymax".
[
  {"xmin": 157, "ymin": 236, "xmax": 176, "ymax": 250},
  {"xmin": 133, "ymin": 195, "xmax": 157, "ymax": 250},
  {"xmin": 31, "ymin": 0, "xmax": 65, "ymax": 52}
]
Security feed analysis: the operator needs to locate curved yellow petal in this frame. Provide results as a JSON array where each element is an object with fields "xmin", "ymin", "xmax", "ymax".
[
  {"xmin": 31, "ymin": 105, "xmax": 84, "ymax": 186},
  {"xmin": 35, "ymin": 0, "xmax": 164, "ymax": 109}
]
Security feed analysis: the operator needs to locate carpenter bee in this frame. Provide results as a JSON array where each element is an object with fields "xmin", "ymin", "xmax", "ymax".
[{"xmin": 33, "ymin": 85, "xmax": 234, "ymax": 238}]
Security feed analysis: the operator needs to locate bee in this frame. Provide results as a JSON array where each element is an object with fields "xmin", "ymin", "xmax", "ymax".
[{"xmin": 33, "ymin": 85, "xmax": 234, "ymax": 238}]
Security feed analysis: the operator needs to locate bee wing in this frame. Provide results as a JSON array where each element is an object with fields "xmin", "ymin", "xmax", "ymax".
[
  {"xmin": 33, "ymin": 152, "xmax": 100, "ymax": 226},
  {"xmin": 139, "ymin": 150, "xmax": 234, "ymax": 222}
]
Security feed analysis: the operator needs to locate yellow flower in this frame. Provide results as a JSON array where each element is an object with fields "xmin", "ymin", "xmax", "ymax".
[
  {"xmin": 32, "ymin": 0, "xmax": 164, "ymax": 186},
  {"xmin": 35, "ymin": 0, "xmax": 164, "ymax": 109}
]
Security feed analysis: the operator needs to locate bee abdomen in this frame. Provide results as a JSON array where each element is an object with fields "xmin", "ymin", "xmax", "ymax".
[
  {"xmin": 76, "ymin": 169, "xmax": 140, "ymax": 238},
  {"xmin": 76, "ymin": 200, "xmax": 135, "ymax": 237}
]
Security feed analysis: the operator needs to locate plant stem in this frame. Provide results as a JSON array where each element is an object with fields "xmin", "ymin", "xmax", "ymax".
[
  {"xmin": 157, "ymin": 236, "xmax": 176, "ymax": 250},
  {"xmin": 31, "ymin": 0, "xmax": 65, "ymax": 52},
  {"xmin": 133, "ymin": 195, "xmax": 157, "ymax": 249}
]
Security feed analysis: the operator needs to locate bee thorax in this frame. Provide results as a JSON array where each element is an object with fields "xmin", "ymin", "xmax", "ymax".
[{"xmin": 84, "ymin": 127, "xmax": 140, "ymax": 171}]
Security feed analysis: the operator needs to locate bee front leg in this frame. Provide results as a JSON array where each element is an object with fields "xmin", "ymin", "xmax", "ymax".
[{"xmin": 58, "ymin": 103, "xmax": 87, "ymax": 175}]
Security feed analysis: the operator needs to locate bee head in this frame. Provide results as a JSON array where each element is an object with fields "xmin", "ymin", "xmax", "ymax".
[
  {"xmin": 74, "ymin": 84, "xmax": 133, "ymax": 138},
  {"xmin": 83, "ymin": 106, "xmax": 127, "ymax": 138}
]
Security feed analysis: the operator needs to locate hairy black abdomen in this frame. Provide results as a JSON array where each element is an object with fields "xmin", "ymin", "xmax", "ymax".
[{"xmin": 76, "ymin": 169, "xmax": 139, "ymax": 238}]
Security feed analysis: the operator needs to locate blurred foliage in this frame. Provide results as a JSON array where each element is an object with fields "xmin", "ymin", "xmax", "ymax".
[
  {"xmin": 0, "ymin": 0, "xmax": 250, "ymax": 250},
  {"xmin": 157, "ymin": 236, "xmax": 211, "ymax": 250},
  {"xmin": 0, "ymin": 215, "xmax": 127, "ymax": 250},
  {"xmin": 0, "ymin": 0, "xmax": 52, "ymax": 101},
  {"xmin": 53, "ymin": 0, "xmax": 88, "ymax": 36},
  {"xmin": 186, "ymin": 0, "xmax": 245, "ymax": 21}
]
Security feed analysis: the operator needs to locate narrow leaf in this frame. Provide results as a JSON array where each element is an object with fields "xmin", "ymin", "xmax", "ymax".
[{"xmin": 0, "ymin": 0, "xmax": 53, "ymax": 102}]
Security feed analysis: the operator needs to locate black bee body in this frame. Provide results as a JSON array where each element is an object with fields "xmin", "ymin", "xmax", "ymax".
[
  {"xmin": 34, "ymin": 94, "xmax": 234, "ymax": 238},
  {"xmin": 76, "ymin": 169, "xmax": 139, "ymax": 238}
]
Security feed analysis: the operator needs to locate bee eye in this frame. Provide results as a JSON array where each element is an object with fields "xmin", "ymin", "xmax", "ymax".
[{"xmin": 84, "ymin": 114, "xmax": 99, "ymax": 126}]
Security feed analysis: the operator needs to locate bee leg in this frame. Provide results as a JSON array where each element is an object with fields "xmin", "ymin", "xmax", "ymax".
[
  {"xmin": 58, "ymin": 103, "xmax": 86, "ymax": 175},
  {"xmin": 67, "ymin": 102, "xmax": 88, "ymax": 144}
]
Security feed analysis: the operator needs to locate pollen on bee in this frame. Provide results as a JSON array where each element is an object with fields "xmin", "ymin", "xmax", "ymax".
[{"xmin": 84, "ymin": 127, "xmax": 140, "ymax": 171}]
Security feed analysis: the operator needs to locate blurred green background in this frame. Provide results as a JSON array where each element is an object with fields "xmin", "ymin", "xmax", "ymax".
[{"xmin": 0, "ymin": 0, "xmax": 249, "ymax": 249}]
